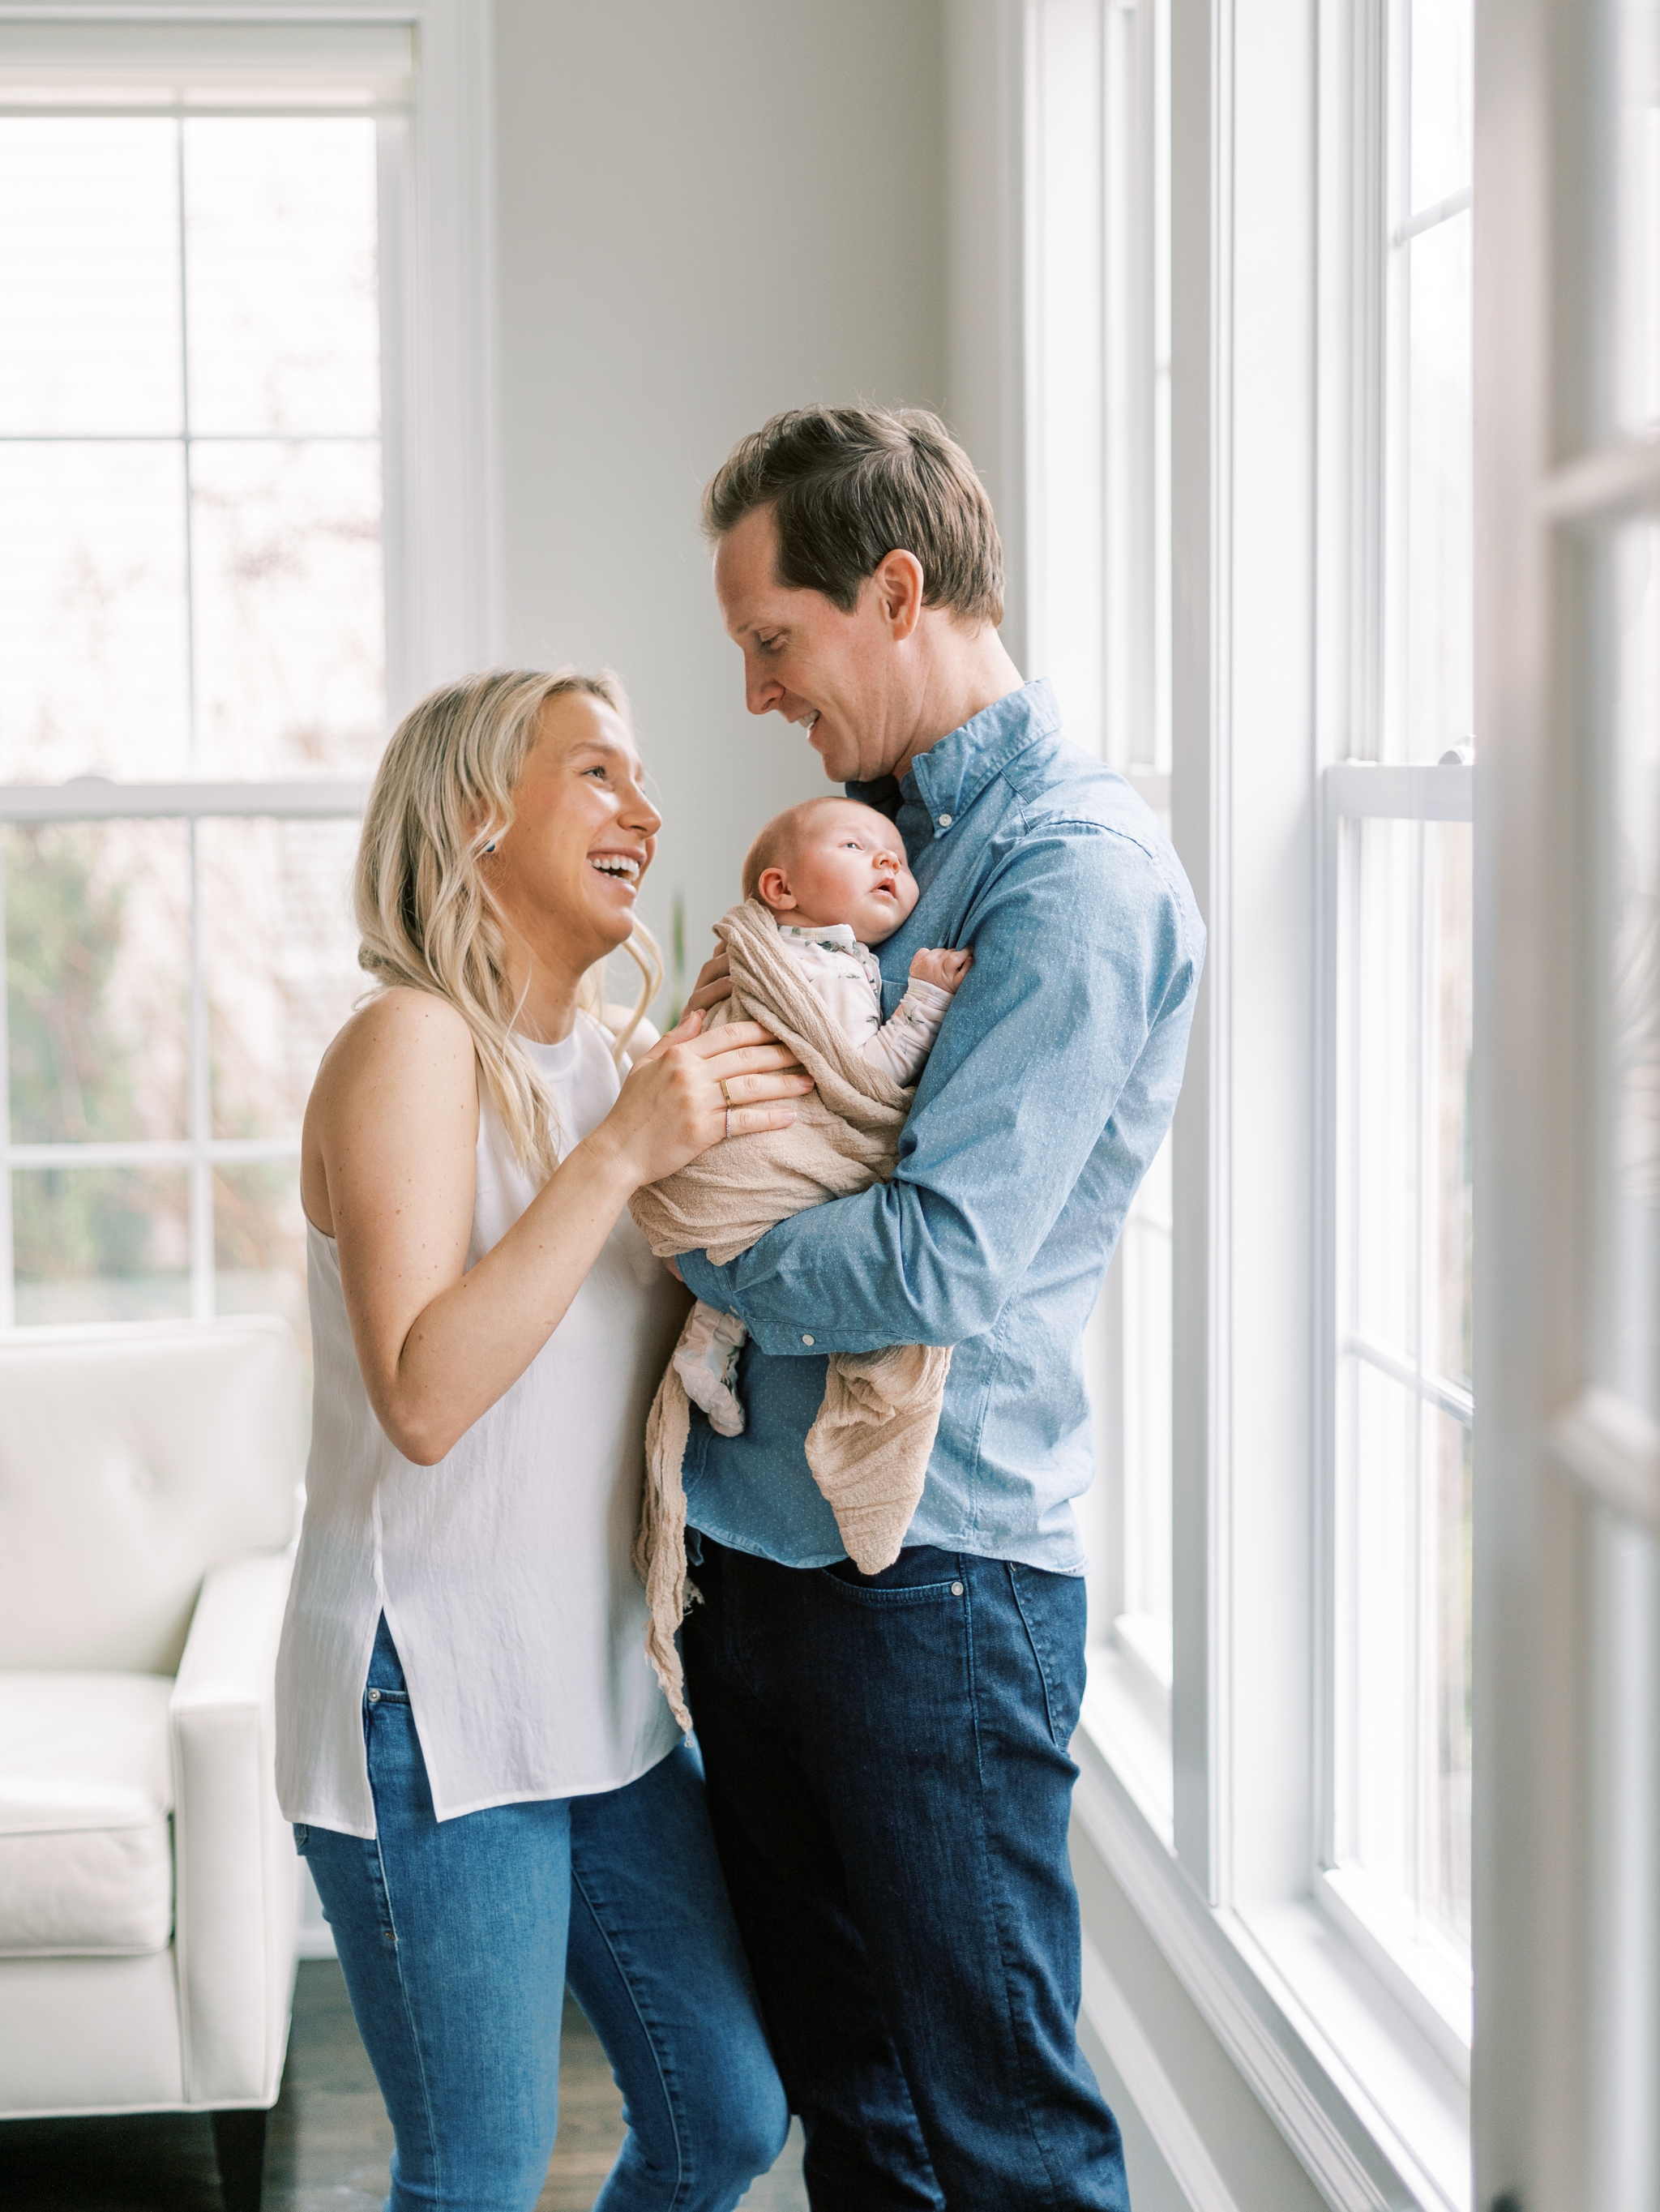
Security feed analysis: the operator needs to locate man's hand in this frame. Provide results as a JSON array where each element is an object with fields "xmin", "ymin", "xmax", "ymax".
[{"xmin": 909, "ymin": 946, "xmax": 973, "ymax": 993}]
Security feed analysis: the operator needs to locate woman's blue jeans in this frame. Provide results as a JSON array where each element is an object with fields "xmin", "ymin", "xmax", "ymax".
[{"xmin": 296, "ymin": 1618, "xmax": 789, "ymax": 2212}]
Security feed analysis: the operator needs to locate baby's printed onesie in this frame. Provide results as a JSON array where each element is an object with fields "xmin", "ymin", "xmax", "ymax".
[
  {"xmin": 671, "ymin": 922, "xmax": 961, "ymax": 1439},
  {"xmin": 772, "ymin": 922, "xmax": 955, "ymax": 1087}
]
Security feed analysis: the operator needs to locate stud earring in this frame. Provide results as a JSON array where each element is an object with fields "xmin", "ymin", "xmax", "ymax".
[{"xmin": 483, "ymin": 841, "xmax": 496, "ymax": 854}]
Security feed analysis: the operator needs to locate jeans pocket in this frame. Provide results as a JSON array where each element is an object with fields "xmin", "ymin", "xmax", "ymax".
[
  {"xmin": 293, "ymin": 1823, "xmax": 310, "ymax": 1854},
  {"xmin": 1008, "ymin": 1564, "xmax": 1087, "ymax": 1750},
  {"xmin": 816, "ymin": 1564, "xmax": 964, "ymax": 1607}
]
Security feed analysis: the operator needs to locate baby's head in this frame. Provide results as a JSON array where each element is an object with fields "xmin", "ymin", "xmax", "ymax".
[{"xmin": 742, "ymin": 797, "xmax": 919, "ymax": 945}]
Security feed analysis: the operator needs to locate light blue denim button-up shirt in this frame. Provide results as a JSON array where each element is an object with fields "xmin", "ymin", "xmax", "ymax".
[{"xmin": 679, "ymin": 678, "xmax": 1204, "ymax": 1572}]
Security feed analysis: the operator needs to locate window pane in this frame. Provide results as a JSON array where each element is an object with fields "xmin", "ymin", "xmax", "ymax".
[
  {"xmin": 1433, "ymin": 823, "xmax": 1474, "ymax": 1393},
  {"xmin": 1389, "ymin": 211, "xmax": 1474, "ymax": 764},
  {"xmin": 1428, "ymin": 1407, "xmax": 1473, "ymax": 1950},
  {"xmin": 215, "ymin": 1162, "xmax": 310, "ymax": 1371},
  {"xmin": 1384, "ymin": 0, "xmax": 1474, "ymax": 764},
  {"xmin": 0, "ymin": 118, "xmax": 182, "ymax": 435},
  {"xmin": 1408, "ymin": 0, "xmax": 1473, "ymax": 213},
  {"xmin": 0, "ymin": 443, "xmax": 190, "ymax": 780},
  {"xmin": 1353, "ymin": 819, "xmax": 1419, "ymax": 1357},
  {"xmin": 190, "ymin": 441, "xmax": 385, "ymax": 777},
  {"xmin": 1349, "ymin": 1362, "xmax": 1419, "ymax": 1897},
  {"xmin": 183, "ymin": 117, "xmax": 380, "ymax": 438},
  {"xmin": 1350, "ymin": 816, "xmax": 1473, "ymax": 1389},
  {"xmin": 11, "ymin": 1163, "xmax": 189, "ymax": 1323},
  {"xmin": 3, "ymin": 820, "xmax": 190, "ymax": 1144},
  {"xmin": 199, "ymin": 815, "xmax": 362, "ymax": 1140},
  {"xmin": 1121, "ymin": 1131, "xmax": 1173, "ymax": 1641},
  {"xmin": 1344, "ymin": 1366, "xmax": 1472, "ymax": 1953},
  {"xmin": 1341, "ymin": 811, "xmax": 1474, "ymax": 1965},
  {"xmin": 1603, "ymin": 522, "xmax": 1660, "ymax": 1414}
]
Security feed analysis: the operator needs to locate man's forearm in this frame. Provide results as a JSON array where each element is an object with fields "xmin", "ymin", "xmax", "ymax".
[{"xmin": 677, "ymin": 1181, "xmax": 969, "ymax": 1354}]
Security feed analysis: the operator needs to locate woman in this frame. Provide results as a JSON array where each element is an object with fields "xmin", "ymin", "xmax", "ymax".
[{"xmin": 276, "ymin": 669, "xmax": 811, "ymax": 2212}]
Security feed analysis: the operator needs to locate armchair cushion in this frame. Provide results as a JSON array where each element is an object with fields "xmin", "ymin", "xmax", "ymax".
[{"xmin": 0, "ymin": 1675, "xmax": 174, "ymax": 1957}]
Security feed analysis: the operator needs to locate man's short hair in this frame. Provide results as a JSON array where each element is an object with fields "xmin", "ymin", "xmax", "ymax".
[{"xmin": 703, "ymin": 406, "xmax": 1005, "ymax": 629}]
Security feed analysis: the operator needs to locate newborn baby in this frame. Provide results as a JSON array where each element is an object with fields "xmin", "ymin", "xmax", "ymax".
[{"xmin": 674, "ymin": 795, "xmax": 970, "ymax": 1435}]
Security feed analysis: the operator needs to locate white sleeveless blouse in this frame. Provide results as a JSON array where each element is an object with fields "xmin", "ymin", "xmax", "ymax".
[{"xmin": 276, "ymin": 1014, "xmax": 686, "ymax": 1838}]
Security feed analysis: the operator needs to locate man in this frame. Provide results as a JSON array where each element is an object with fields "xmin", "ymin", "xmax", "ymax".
[{"xmin": 677, "ymin": 406, "xmax": 1204, "ymax": 2210}]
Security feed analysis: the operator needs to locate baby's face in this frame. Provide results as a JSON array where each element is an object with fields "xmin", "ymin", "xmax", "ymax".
[{"xmin": 768, "ymin": 802, "xmax": 919, "ymax": 944}]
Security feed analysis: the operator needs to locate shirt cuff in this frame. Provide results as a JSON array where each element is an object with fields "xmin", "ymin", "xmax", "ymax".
[
  {"xmin": 677, "ymin": 1248, "xmax": 735, "ymax": 1308},
  {"xmin": 901, "ymin": 977, "xmax": 956, "ymax": 1014},
  {"xmin": 676, "ymin": 1247, "xmax": 845, "ymax": 1355}
]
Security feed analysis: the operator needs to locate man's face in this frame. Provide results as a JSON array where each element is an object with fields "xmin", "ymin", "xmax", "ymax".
[{"xmin": 713, "ymin": 505, "xmax": 911, "ymax": 785}]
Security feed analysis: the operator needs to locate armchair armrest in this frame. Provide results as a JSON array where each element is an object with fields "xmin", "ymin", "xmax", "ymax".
[{"xmin": 170, "ymin": 1547, "xmax": 298, "ymax": 2109}]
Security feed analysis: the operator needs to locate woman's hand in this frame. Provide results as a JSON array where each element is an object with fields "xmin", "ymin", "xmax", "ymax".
[
  {"xmin": 683, "ymin": 947, "xmax": 733, "ymax": 1015},
  {"xmin": 582, "ymin": 1008, "xmax": 813, "ymax": 1191}
]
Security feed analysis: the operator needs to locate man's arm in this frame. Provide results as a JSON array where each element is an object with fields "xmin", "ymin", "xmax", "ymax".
[{"xmin": 678, "ymin": 826, "xmax": 1201, "ymax": 1354}]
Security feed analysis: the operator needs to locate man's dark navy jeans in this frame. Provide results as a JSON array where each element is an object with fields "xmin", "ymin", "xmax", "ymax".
[{"xmin": 682, "ymin": 1534, "xmax": 1131, "ymax": 2211}]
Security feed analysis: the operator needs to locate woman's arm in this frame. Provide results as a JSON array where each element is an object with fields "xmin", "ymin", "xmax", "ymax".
[{"xmin": 304, "ymin": 986, "xmax": 807, "ymax": 1464}]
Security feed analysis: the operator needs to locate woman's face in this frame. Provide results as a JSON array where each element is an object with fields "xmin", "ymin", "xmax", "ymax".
[{"xmin": 486, "ymin": 691, "xmax": 661, "ymax": 973}]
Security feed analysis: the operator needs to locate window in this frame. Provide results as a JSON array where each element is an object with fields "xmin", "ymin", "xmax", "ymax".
[
  {"xmin": 1025, "ymin": 0, "xmax": 1177, "ymax": 1823},
  {"xmin": 1098, "ymin": 0, "xmax": 1174, "ymax": 1722},
  {"xmin": 1321, "ymin": 0, "xmax": 1476, "ymax": 2052},
  {"xmin": 0, "ymin": 11, "xmax": 494, "ymax": 1368},
  {"xmin": 1052, "ymin": 0, "xmax": 1482, "ymax": 2195}
]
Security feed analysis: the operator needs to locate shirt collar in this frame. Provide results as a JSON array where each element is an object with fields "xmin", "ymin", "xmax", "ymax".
[
  {"xmin": 777, "ymin": 921, "xmax": 861, "ymax": 952},
  {"xmin": 845, "ymin": 678, "xmax": 1060, "ymax": 838}
]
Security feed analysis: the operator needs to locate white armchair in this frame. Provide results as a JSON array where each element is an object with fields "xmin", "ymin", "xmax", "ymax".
[{"xmin": 0, "ymin": 1316, "xmax": 303, "ymax": 2210}]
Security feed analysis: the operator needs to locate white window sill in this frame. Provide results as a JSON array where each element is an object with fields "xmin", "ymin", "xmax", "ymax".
[{"xmin": 1072, "ymin": 1692, "xmax": 1470, "ymax": 2212}]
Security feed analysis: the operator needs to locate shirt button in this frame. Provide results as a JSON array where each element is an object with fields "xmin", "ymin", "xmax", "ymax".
[
  {"xmin": 802, "ymin": 1333, "xmax": 815, "ymax": 1346},
  {"xmin": 939, "ymin": 813, "xmax": 953, "ymax": 828},
  {"xmin": 952, "ymin": 1581, "xmax": 965, "ymax": 1596}
]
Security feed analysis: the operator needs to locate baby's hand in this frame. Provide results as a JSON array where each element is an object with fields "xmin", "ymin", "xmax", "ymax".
[{"xmin": 909, "ymin": 946, "xmax": 973, "ymax": 993}]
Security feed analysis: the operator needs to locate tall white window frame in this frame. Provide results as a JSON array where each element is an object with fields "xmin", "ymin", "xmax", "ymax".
[
  {"xmin": 1044, "ymin": 0, "xmax": 1481, "ymax": 2201},
  {"xmin": 1312, "ymin": 0, "xmax": 1478, "ymax": 2073},
  {"xmin": 0, "ymin": 3, "xmax": 496, "ymax": 1333},
  {"xmin": 1025, "ymin": 0, "xmax": 1179, "ymax": 1836}
]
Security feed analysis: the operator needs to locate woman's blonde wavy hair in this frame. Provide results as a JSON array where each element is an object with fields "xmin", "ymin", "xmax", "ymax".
[{"xmin": 354, "ymin": 668, "xmax": 663, "ymax": 1183}]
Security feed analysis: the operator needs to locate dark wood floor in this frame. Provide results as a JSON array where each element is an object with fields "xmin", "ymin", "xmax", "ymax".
[{"xmin": 0, "ymin": 1961, "xmax": 807, "ymax": 2211}]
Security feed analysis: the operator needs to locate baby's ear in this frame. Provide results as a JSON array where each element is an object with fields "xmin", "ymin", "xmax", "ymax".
[{"xmin": 756, "ymin": 865, "xmax": 794, "ymax": 912}]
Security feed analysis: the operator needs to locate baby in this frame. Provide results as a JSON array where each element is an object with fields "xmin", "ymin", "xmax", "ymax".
[{"xmin": 673, "ymin": 795, "xmax": 971, "ymax": 1435}]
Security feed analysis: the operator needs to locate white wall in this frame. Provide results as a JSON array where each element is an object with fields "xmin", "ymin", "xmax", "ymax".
[{"xmin": 493, "ymin": 0, "xmax": 947, "ymax": 991}]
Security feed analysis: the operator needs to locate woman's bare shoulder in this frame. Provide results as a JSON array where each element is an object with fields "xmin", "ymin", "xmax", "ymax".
[
  {"xmin": 303, "ymin": 990, "xmax": 477, "ymax": 1235},
  {"xmin": 315, "ymin": 986, "xmax": 476, "ymax": 1092},
  {"xmin": 323, "ymin": 990, "xmax": 473, "ymax": 1075}
]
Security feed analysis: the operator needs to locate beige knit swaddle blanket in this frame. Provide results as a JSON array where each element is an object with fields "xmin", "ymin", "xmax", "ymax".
[{"xmin": 629, "ymin": 897, "xmax": 952, "ymax": 1727}]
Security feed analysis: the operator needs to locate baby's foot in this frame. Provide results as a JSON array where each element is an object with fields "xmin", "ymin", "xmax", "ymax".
[{"xmin": 673, "ymin": 1303, "xmax": 749, "ymax": 1437}]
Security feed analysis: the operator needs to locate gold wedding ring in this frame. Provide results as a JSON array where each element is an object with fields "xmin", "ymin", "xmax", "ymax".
[{"xmin": 720, "ymin": 1078, "xmax": 734, "ymax": 1106}]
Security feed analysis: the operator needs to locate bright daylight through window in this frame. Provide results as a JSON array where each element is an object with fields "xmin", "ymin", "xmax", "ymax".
[
  {"xmin": 1326, "ymin": 0, "xmax": 1475, "ymax": 2039},
  {"xmin": 0, "ymin": 90, "xmax": 385, "ymax": 1348},
  {"xmin": 1084, "ymin": 0, "xmax": 1175, "ymax": 1770}
]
